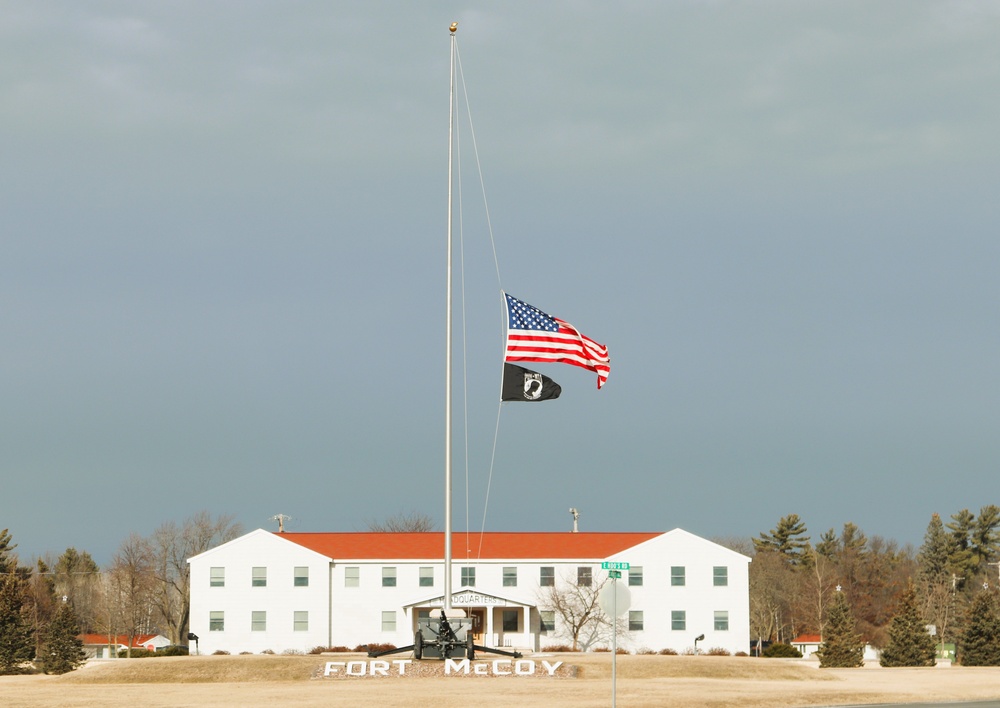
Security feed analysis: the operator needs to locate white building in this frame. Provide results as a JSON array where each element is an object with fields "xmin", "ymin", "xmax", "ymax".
[{"xmin": 188, "ymin": 528, "xmax": 750, "ymax": 655}]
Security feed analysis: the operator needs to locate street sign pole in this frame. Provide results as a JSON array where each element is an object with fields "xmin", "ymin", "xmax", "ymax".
[
  {"xmin": 612, "ymin": 573, "xmax": 618, "ymax": 708},
  {"xmin": 600, "ymin": 562, "xmax": 630, "ymax": 708}
]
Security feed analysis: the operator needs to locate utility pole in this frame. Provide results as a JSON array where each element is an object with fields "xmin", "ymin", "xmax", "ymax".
[{"xmin": 270, "ymin": 514, "xmax": 290, "ymax": 533}]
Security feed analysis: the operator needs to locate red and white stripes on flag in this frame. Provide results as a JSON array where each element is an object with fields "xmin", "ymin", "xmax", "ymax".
[{"xmin": 503, "ymin": 292, "xmax": 610, "ymax": 389}]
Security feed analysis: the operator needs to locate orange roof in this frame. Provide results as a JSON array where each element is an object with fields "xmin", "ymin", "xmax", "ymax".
[
  {"xmin": 280, "ymin": 531, "xmax": 660, "ymax": 560},
  {"xmin": 78, "ymin": 634, "xmax": 160, "ymax": 647},
  {"xmin": 791, "ymin": 634, "xmax": 822, "ymax": 644}
]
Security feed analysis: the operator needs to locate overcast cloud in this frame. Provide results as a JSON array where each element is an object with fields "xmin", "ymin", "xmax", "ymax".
[{"xmin": 2, "ymin": 1, "xmax": 998, "ymax": 563}]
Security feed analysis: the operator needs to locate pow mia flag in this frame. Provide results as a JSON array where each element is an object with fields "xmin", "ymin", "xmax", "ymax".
[{"xmin": 501, "ymin": 363, "xmax": 561, "ymax": 402}]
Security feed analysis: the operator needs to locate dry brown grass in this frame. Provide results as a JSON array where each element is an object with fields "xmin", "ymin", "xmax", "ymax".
[
  {"xmin": 573, "ymin": 654, "xmax": 837, "ymax": 681},
  {"xmin": 4, "ymin": 652, "xmax": 1000, "ymax": 708},
  {"xmin": 52, "ymin": 653, "xmax": 829, "ymax": 684},
  {"xmin": 56, "ymin": 654, "xmax": 320, "ymax": 683}
]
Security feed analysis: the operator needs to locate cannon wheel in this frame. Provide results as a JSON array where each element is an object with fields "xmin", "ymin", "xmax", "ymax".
[
  {"xmin": 466, "ymin": 633, "xmax": 475, "ymax": 661},
  {"xmin": 413, "ymin": 630, "xmax": 423, "ymax": 660}
]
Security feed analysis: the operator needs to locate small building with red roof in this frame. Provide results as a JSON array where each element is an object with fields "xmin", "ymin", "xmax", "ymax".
[
  {"xmin": 791, "ymin": 632, "xmax": 881, "ymax": 662},
  {"xmin": 188, "ymin": 527, "xmax": 750, "ymax": 656},
  {"xmin": 790, "ymin": 633, "xmax": 823, "ymax": 658},
  {"xmin": 78, "ymin": 633, "xmax": 172, "ymax": 659}
]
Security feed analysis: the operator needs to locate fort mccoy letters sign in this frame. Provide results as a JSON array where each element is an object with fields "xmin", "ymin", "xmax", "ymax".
[{"xmin": 320, "ymin": 658, "xmax": 567, "ymax": 679}]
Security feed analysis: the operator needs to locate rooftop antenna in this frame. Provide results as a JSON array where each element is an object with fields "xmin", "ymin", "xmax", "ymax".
[
  {"xmin": 569, "ymin": 508, "xmax": 580, "ymax": 533},
  {"xmin": 270, "ymin": 514, "xmax": 291, "ymax": 533}
]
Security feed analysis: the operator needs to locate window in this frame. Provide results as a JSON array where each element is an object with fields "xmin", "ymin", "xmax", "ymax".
[
  {"xmin": 671, "ymin": 610, "xmax": 686, "ymax": 631},
  {"xmin": 540, "ymin": 610, "xmax": 555, "ymax": 633},
  {"xmin": 252, "ymin": 567, "xmax": 267, "ymax": 587},
  {"xmin": 419, "ymin": 566, "xmax": 434, "ymax": 587},
  {"xmin": 540, "ymin": 567, "xmax": 555, "ymax": 587},
  {"xmin": 461, "ymin": 566, "xmax": 476, "ymax": 587},
  {"xmin": 292, "ymin": 565, "xmax": 309, "ymax": 588},
  {"xmin": 210, "ymin": 567, "xmax": 225, "ymax": 587},
  {"xmin": 670, "ymin": 566, "xmax": 686, "ymax": 587},
  {"xmin": 715, "ymin": 610, "xmax": 729, "ymax": 631},
  {"xmin": 294, "ymin": 611, "xmax": 309, "ymax": 632},
  {"xmin": 628, "ymin": 566, "xmax": 643, "ymax": 587},
  {"xmin": 577, "ymin": 566, "xmax": 592, "ymax": 587},
  {"xmin": 251, "ymin": 611, "xmax": 266, "ymax": 631},
  {"xmin": 503, "ymin": 567, "xmax": 517, "ymax": 587},
  {"xmin": 382, "ymin": 567, "xmax": 396, "ymax": 587},
  {"xmin": 502, "ymin": 610, "xmax": 518, "ymax": 632},
  {"xmin": 713, "ymin": 566, "xmax": 728, "ymax": 587},
  {"xmin": 382, "ymin": 611, "xmax": 396, "ymax": 632},
  {"xmin": 345, "ymin": 567, "xmax": 360, "ymax": 587},
  {"xmin": 629, "ymin": 610, "xmax": 644, "ymax": 631},
  {"xmin": 209, "ymin": 611, "xmax": 224, "ymax": 632}
]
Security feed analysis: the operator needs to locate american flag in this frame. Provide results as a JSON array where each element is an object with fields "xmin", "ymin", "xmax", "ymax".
[{"xmin": 503, "ymin": 292, "xmax": 610, "ymax": 389}]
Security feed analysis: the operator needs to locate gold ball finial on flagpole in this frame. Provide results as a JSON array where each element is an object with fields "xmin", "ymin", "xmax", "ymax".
[{"xmin": 450, "ymin": 22, "xmax": 458, "ymax": 33}]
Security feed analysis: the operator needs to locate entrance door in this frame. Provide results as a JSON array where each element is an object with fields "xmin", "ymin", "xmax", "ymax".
[{"xmin": 469, "ymin": 608, "xmax": 486, "ymax": 643}]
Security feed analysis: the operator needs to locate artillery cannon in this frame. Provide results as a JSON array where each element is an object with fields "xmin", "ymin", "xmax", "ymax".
[{"xmin": 367, "ymin": 608, "xmax": 522, "ymax": 661}]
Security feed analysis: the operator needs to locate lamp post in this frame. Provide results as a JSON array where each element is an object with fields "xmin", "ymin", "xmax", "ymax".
[{"xmin": 694, "ymin": 634, "xmax": 705, "ymax": 654}]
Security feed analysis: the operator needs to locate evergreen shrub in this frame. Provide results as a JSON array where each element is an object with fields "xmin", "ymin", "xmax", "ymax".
[{"xmin": 762, "ymin": 643, "xmax": 802, "ymax": 658}]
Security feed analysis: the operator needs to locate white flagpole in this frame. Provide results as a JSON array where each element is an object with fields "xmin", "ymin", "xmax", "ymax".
[{"xmin": 444, "ymin": 21, "xmax": 457, "ymax": 614}]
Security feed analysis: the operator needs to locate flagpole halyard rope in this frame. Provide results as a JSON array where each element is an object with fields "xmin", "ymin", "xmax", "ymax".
[
  {"xmin": 454, "ymin": 41, "xmax": 506, "ymax": 562},
  {"xmin": 452, "ymin": 35, "xmax": 608, "ymax": 567}
]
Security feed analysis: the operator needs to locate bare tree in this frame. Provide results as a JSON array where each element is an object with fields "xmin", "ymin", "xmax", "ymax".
[
  {"xmin": 799, "ymin": 545, "xmax": 837, "ymax": 637},
  {"xmin": 93, "ymin": 572, "xmax": 121, "ymax": 660},
  {"xmin": 711, "ymin": 536, "xmax": 754, "ymax": 556},
  {"xmin": 108, "ymin": 533, "xmax": 155, "ymax": 657},
  {"xmin": 365, "ymin": 511, "xmax": 436, "ymax": 533},
  {"xmin": 147, "ymin": 512, "xmax": 243, "ymax": 645},
  {"xmin": 749, "ymin": 550, "xmax": 796, "ymax": 643},
  {"xmin": 538, "ymin": 573, "xmax": 618, "ymax": 651}
]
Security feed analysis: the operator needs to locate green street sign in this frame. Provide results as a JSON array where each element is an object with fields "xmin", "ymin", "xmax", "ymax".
[
  {"xmin": 601, "ymin": 561, "xmax": 630, "ymax": 571},
  {"xmin": 608, "ymin": 570, "xmax": 622, "ymax": 579}
]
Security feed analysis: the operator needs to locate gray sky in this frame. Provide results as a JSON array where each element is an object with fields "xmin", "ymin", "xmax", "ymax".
[{"xmin": 3, "ymin": 1, "xmax": 998, "ymax": 564}]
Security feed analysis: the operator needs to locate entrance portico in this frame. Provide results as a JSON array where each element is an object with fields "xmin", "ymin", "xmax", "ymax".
[{"xmin": 405, "ymin": 588, "xmax": 536, "ymax": 650}]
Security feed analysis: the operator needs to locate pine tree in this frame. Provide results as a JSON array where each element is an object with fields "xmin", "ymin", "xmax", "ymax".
[
  {"xmin": 816, "ymin": 591, "xmax": 864, "ymax": 668},
  {"xmin": 754, "ymin": 514, "xmax": 811, "ymax": 566},
  {"xmin": 839, "ymin": 523, "xmax": 868, "ymax": 554},
  {"xmin": 0, "ymin": 530, "xmax": 16, "ymax": 574},
  {"xmin": 947, "ymin": 509, "xmax": 977, "ymax": 585},
  {"xmin": 0, "ymin": 530, "xmax": 34, "ymax": 675},
  {"xmin": 915, "ymin": 515, "xmax": 960, "ymax": 660},
  {"xmin": 917, "ymin": 513, "xmax": 951, "ymax": 585},
  {"xmin": 971, "ymin": 505, "xmax": 1000, "ymax": 571},
  {"xmin": 37, "ymin": 603, "xmax": 86, "ymax": 675},
  {"xmin": 816, "ymin": 528, "xmax": 839, "ymax": 558},
  {"xmin": 879, "ymin": 581, "xmax": 936, "ymax": 666},
  {"xmin": 54, "ymin": 547, "xmax": 101, "ymax": 634},
  {"xmin": 26, "ymin": 559, "xmax": 58, "ymax": 660},
  {"xmin": 958, "ymin": 590, "xmax": 1000, "ymax": 666}
]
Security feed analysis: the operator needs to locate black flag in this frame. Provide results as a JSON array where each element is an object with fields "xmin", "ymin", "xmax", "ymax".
[{"xmin": 501, "ymin": 363, "xmax": 561, "ymax": 402}]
